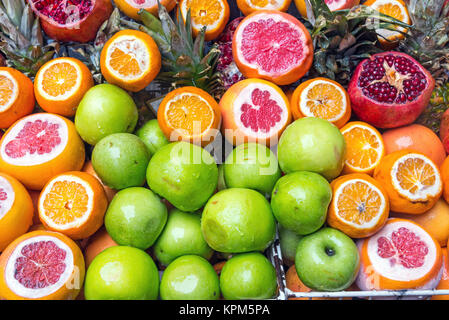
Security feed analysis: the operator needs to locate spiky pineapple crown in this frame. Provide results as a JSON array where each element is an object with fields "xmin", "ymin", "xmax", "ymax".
[
  {"xmin": 0, "ymin": 0, "xmax": 57, "ymax": 76},
  {"xmin": 304, "ymin": 0, "xmax": 411, "ymax": 85}
]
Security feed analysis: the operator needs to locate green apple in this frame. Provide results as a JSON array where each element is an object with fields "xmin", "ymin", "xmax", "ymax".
[
  {"xmin": 220, "ymin": 252, "xmax": 277, "ymax": 300},
  {"xmin": 75, "ymin": 84, "xmax": 138, "ymax": 145},
  {"xmin": 201, "ymin": 188, "xmax": 276, "ymax": 253},
  {"xmin": 279, "ymin": 225, "xmax": 303, "ymax": 267},
  {"xmin": 104, "ymin": 187, "xmax": 167, "ymax": 250},
  {"xmin": 84, "ymin": 246, "xmax": 159, "ymax": 300},
  {"xmin": 136, "ymin": 119, "xmax": 169, "ymax": 156},
  {"xmin": 271, "ymin": 171, "xmax": 332, "ymax": 235},
  {"xmin": 146, "ymin": 142, "xmax": 218, "ymax": 212},
  {"xmin": 295, "ymin": 228, "xmax": 360, "ymax": 292},
  {"xmin": 223, "ymin": 143, "xmax": 281, "ymax": 195},
  {"xmin": 160, "ymin": 255, "xmax": 220, "ymax": 300},
  {"xmin": 92, "ymin": 133, "xmax": 151, "ymax": 190},
  {"xmin": 277, "ymin": 117, "xmax": 346, "ymax": 180},
  {"xmin": 153, "ymin": 208, "xmax": 213, "ymax": 266}
]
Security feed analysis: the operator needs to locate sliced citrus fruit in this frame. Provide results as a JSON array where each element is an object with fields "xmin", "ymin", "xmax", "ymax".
[
  {"xmin": 341, "ymin": 121, "xmax": 385, "ymax": 175},
  {"xmin": 392, "ymin": 199, "xmax": 449, "ymax": 248},
  {"xmin": 374, "ymin": 150, "xmax": 443, "ymax": 214},
  {"xmin": 0, "ymin": 67, "xmax": 35, "ymax": 129},
  {"xmin": 431, "ymin": 249, "xmax": 449, "ymax": 300},
  {"xmin": 34, "ymin": 57, "xmax": 94, "ymax": 117},
  {"xmin": 294, "ymin": 0, "xmax": 360, "ymax": 18},
  {"xmin": 0, "ymin": 230, "xmax": 85, "ymax": 300},
  {"xmin": 100, "ymin": 29, "xmax": 161, "ymax": 92},
  {"xmin": 114, "ymin": 0, "xmax": 177, "ymax": 20},
  {"xmin": 219, "ymin": 78, "xmax": 291, "ymax": 146},
  {"xmin": 357, "ymin": 218, "xmax": 443, "ymax": 291},
  {"xmin": 0, "ymin": 173, "xmax": 33, "ymax": 251},
  {"xmin": 0, "ymin": 113, "xmax": 86, "ymax": 190},
  {"xmin": 327, "ymin": 173, "xmax": 389, "ymax": 238},
  {"xmin": 365, "ymin": 0, "xmax": 411, "ymax": 48},
  {"xmin": 38, "ymin": 171, "xmax": 108, "ymax": 240},
  {"xmin": 157, "ymin": 86, "xmax": 221, "ymax": 147},
  {"xmin": 291, "ymin": 77, "xmax": 351, "ymax": 128},
  {"xmin": 237, "ymin": 0, "xmax": 292, "ymax": 15},
  {"xmin": 179, "ymin": 0, "xmax": 230, "ymax": 41},
  {"xmin": 232, "ymin": 10, "xmax": 313, "ymax": 85}
]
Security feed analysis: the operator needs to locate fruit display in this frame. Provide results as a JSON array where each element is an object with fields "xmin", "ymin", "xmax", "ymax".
[{"xmin": 1, "ymin": 0, "xmax": 449, "ymax": 302}]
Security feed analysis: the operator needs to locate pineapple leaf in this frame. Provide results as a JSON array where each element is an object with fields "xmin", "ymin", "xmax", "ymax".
[{"xmin": 139, "ymin": 9, "xmax": 164, "ymax": 36}]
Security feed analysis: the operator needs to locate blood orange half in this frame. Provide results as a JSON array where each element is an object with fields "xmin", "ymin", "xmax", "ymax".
[
  {"xmin": 232, "ymin": 10, "xmax": 313, "ymax": 85},
  {"xmin": 357, "ymin": 218, "xmax": 443, "ymax": 291},
  {"xmin": 0, "ymin": 230, "xmax": 85, "ymax": 300},
  {"xmin": 0, "ymin": 173, "xmax": 33, "ymax": 252},
  {"xmin": 219, "ymin": 78, "xmax": 291, "ymax": 146},
  {"xmin": 0, "ymin": 113, "xmax": 85, "ymax": 190}
]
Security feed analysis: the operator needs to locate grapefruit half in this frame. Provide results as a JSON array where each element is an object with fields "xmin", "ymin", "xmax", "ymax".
[
  {"xmin": 219, "ymin": 78, "xmax": 291, "ymax": 146},
  {"xmin": 0, "ymin": 230, "xmax": 85, "ymax": 300},
  {"xmin": 357, "ymin": 218, "xmax": 443, "ymax": 291},
  {"xmin": 232, "ymin": 10, "xmax": 313, "ymax": 85},
  {"xmin": 0, "ymin": 113, "xmax": 85, "ymax": 190}
]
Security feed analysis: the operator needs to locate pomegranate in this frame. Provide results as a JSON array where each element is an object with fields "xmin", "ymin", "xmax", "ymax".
[
  {"xmin": 216, "ymin": 17, "xmax": 245, "ymax": 90},
  {"xmin": 348, "ymin": 52, "xmax": 435, "ymax": 129},
  {"xmin": 28, "ymin": 0, "xmax": 113, "ymax": 43}
]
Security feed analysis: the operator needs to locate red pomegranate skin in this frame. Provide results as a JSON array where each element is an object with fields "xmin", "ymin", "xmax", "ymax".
[
  {"xmin": 28, "ymin": 0, "xmax": 113, "ymax": 43},
  {"xmin": 440, "ymin": 109, "xmax": 449, "ymax": 154},
  {"xmin": 348, "ymin": 52, "xmax": 435, "ymax": 129}
]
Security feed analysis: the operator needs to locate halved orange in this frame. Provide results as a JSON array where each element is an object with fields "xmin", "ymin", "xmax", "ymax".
[
  {"xmin": 34, "ymin": 57, "xmax": 94, "ymax": 117},
  {"xmin": 0, "ymin": 67, "xmax": 35, "ymax": 129},
  {"xmin": 341, "ymin": 121, "xmax": 385, "ymax": 175},
  {"xmin": 157, "ymin": 86, "xmax": 221, "ymax": 147},
  {"xmin": 179, "ymin": 0, "xmax": 230, "ymax": 41},
  {"xmin": 100, "ymin": 29, "xmax": 161, "ymax": 92},
  {"xmin": 290, "ymin": 77, "xmax": 351, "ymax": 128},
  {"xmin": 327, "ymin": 173, "xmax": 389, "ymax": 238},
  {"xmin": 365, "ymin": 0, "xmax": 411, "ymax": 48},
  {"xmin": 114, "ymin": 0, "xmax": 177, "ymax": 20},
  {"xmin": 374, "ymin": 150, "xmax": 443, "ymax": 214},
  {"xmin": 0, "ymin": 173, "xmax": 33, "ymax": 252},
  {"xmin": 38, "ymin": 171, "xmax": 108, "ymax": 240},
  {"xmin": 0, "ymin": 230, "xmax": 85, "ymax": 300},
  {"xmin": 357, "ymin": 218, "xmax": 443, "ymax": 291},
  {"xmin": 237, "ymin": 0, "xmax": 292, "ymax": 15}
]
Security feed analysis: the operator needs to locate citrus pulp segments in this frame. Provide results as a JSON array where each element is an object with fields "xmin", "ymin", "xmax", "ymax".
[
  {"xmin": 180, "ymin": 0, "xmax": 226, "ymax": 31},
  {"xmin": 367, "ymin": 0, "xmax": 409, "ymax": 40},
  {"xmin": 0, "ymin": 175, "xmax": 14, "ymax": 220},
  {"xmin": 233, "ymin": 11, "xmax": 313, "ymax": 85},
  {"xmin": 233, "ymin": 82, "xmax": 290, "ymax": 139},
  {"xmin": 244, "ymin": 0, "xmax": 288, "ymax": 10},
  {"xmin": 357, "ymin": 218, "xmax": 443, "ymax": 291},
  {"xmin": 105, "ymin": 35, "xmax": 150, "ymax": 81},
  {"xmin": 0, "ymin": 70, "xmax": 18, "ymax": 112},
  {"xmin": 341, "ymin": 122, "xmax": 384, "ymax": 173},
  {"xmin": 0, "ymin": 113, "xmax": 68, "ymax": 167},
  {"xmin": 4, "ymin": 235, "xmax": 74, "ymax": 299},
  {"xmin": 36, "ymin": 59, "xmax": 83, "ymax": 101},
  {"xmin": 164, "ymin": 93, "xmax": 215, "ymax": 139},
  {"xmin": 332, "ymin": 178, "xmax": 387, "ymax": 230},
  {"xmin": 0, "ymin": 113, "xmax": 85, "ymax": 190},
  {"xmin": 38, "ymin": 174, "xmax": 94, "ymax": 232},
  {"xmin": 298, "ymin": 79, "xmax": 348, "ymax": 122},
  {"xmin": 391, "ymin": 153, "xmax": 442, "ymax": 202}
]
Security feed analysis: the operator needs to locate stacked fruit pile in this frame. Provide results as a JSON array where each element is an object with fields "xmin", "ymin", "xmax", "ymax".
[{"xmin": 0, "ymin": 0, "xmax": 448, "ymax": 300}]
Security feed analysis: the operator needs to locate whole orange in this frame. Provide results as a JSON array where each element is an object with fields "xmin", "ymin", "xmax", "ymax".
[
  {"xmin": 84, "ymin": 227, "xmax": 118, "ymax": 267},
  {"xmin": 382, "ymin": 124, "xmax": 446, "ymax": 167}
]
